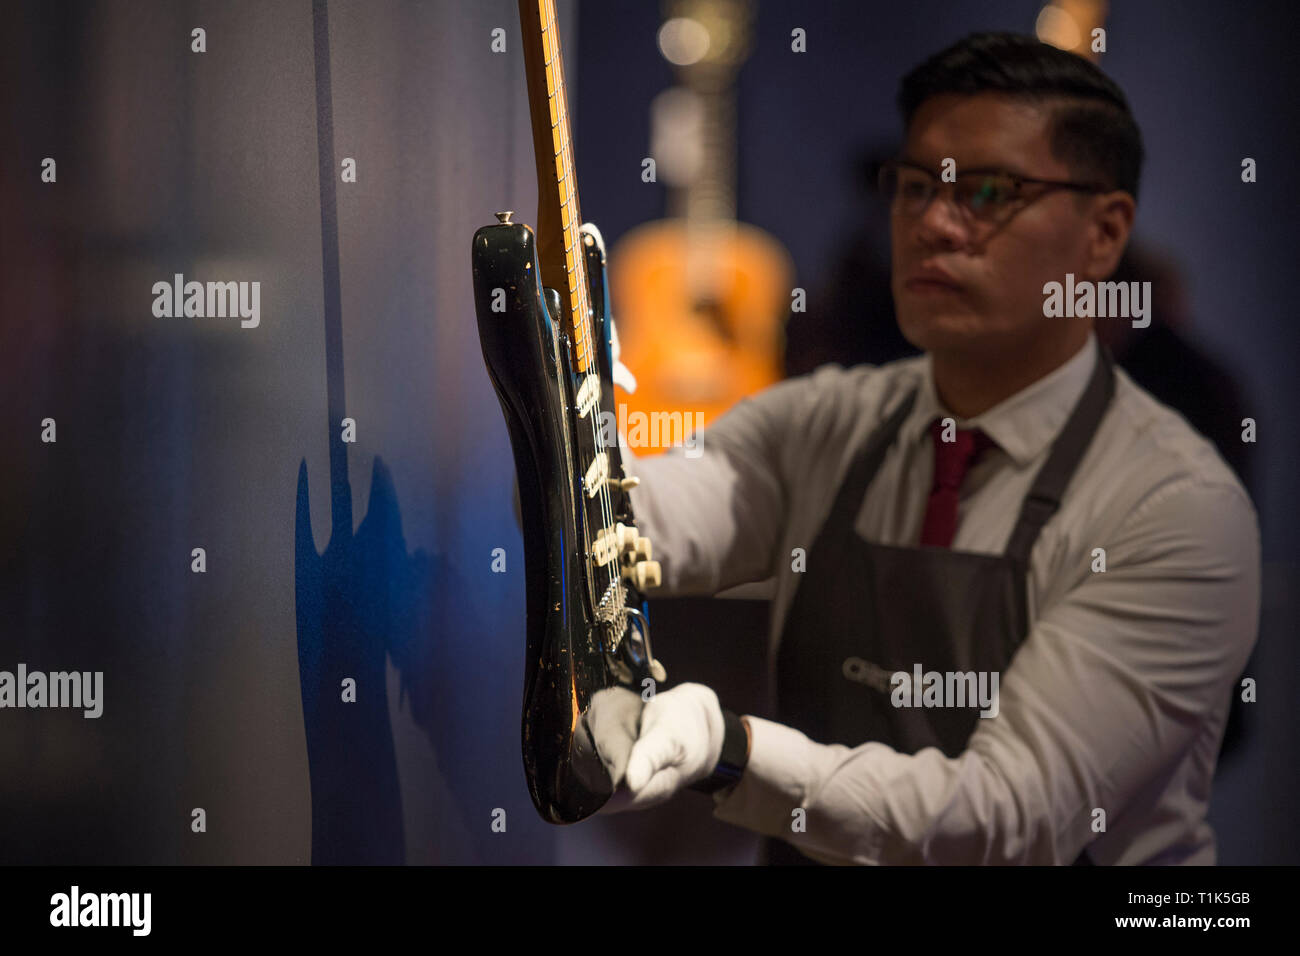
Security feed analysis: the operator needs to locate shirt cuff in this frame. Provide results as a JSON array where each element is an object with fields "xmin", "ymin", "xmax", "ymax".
[{"xmin": 709, "ymin": 716, "xmax": 818, "ymax": 838}]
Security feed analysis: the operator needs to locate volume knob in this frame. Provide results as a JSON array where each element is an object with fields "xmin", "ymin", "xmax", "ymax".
[
  {"xmin": 616, "ymin": 522, "xmax": 639, "ymax": 552},
  {"xmin": 634, "ymin": 560, "xmax": 662, "ymax": 591}
]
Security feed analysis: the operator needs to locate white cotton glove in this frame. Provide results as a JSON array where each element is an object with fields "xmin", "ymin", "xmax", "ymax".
[
  {"xmin": 583, "ymin": 686, "xmax": 643, "ymax": 789},
  {"xmin": 596, "ymin": 682, "xmax": 726, "ymax": 813}
]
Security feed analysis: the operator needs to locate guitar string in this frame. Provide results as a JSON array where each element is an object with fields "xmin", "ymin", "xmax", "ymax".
[
  {"xmin": 542, "ymin": 2, "xmax": 603, "ymax": 585},
  {"xmin": 554, "ymin": 21, "xmax": 620, "ymax": 614},
  {"xmin": 544, "ymin": 2, "xmax": 622, "ymax": 622}
]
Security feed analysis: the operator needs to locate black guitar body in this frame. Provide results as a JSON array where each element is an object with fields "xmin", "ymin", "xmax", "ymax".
[{"xmin": 472, "ymin": 219, "xmax": 653, "ymax": 823}]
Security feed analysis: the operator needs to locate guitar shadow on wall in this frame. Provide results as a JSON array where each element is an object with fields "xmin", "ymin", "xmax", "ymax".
[
  {"xmin": 291, "ymin": 0, "xmax": 555, "ymax": 865},
  {"xmin": 293, "ymin": 454, "xmax": 514, "ymax": 864},
  {"xmin": 294, "ymin": 455, "xmax": 401, "ymax": 864}
]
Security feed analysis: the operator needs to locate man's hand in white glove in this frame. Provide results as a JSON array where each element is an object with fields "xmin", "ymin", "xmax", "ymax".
[
  {"xmin": 590, "ymin": 683, "xmax": 734, "ymax": 813},
  {"xmin": 581, "ymin": 686, "xmax": 644, "ymax": 790}
]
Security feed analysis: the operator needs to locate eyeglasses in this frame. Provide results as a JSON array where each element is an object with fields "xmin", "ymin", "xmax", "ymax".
[{"xmin": 878, "ymin": 159, "xmax": 1107, "ymax": 224}]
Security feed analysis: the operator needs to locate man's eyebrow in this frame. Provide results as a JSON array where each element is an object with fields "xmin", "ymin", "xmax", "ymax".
[
  {"xmin": 958, "ymin": 165, "xmax": 1033, "ymax": 178},
  {"xmin": 897, "ymin": 155, "xmax": 1034, "ymax": 178}
]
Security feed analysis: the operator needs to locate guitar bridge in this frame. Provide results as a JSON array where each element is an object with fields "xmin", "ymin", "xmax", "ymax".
[{"xmin": 593, "ymin": 579, "xmax": 629, "ymax": 650}]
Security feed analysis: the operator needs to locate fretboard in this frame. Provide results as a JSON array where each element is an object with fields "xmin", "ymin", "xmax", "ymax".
[{"xmin": 519, "ymin": 0, "xmax": 593, "ymax": 373}]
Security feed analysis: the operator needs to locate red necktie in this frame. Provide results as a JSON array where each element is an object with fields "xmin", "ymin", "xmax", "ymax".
[{"xmin": 920, "ymin": 419, "xmax": 994, "ymax": 548}]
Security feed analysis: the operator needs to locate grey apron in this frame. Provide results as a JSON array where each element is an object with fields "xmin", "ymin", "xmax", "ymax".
[{"xmin": 768, "ymin": 340, "xmax": 1114, "ymax": 865}]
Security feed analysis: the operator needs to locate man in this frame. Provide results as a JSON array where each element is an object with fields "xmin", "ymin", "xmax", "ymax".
[{"xmin": 591, "ymin": 32, "xmax": 1260, "ymax": 865}]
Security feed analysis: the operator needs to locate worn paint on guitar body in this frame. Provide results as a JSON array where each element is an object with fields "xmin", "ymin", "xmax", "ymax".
[{"xmin": 472, "ymin": 219, "xmax": 643, "ymax": 824}]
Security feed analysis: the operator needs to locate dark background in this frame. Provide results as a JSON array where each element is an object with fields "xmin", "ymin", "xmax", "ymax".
[{"xmin": 0, "ymin": 0, "xmax": 1295, "ymax": 864}]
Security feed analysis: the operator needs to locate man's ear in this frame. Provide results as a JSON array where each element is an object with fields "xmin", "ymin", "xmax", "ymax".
[{"xmin": 1082, "ymin": 190, "xmax": 1136, "ymax": 280}]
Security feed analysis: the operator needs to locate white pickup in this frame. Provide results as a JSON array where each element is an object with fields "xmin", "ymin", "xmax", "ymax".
[
  {"xmin": 575, "ymin": 373, "xmax": 601, "ymax": 418},
  {"xmin": 584, "ymin": 451, "xmax": 609, "ymax": 497},
  {"xmin": 591, "ymin": 522, "xmax": 640, "ymax": 566}
]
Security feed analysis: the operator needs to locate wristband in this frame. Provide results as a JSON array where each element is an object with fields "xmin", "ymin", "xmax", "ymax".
[{"xmin": 688, "ymin": 708, "xmax": 749, "ymax": 794}]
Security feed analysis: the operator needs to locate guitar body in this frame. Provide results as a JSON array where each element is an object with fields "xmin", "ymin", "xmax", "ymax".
[
  {"xmin": 610, "ymin": 219, "xmax": 792, "ymax": 448},
  {"xmin": 474, "ymin": 0, "xmax": 664, "ymax": 824},
  {"xmin": 473, "ymin": 219, "xmax": 653, "ymax": 824}
]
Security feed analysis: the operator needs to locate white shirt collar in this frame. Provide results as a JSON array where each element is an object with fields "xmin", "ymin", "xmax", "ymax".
[{"xmin": 900, "ymin": 331, "xmax": 1099, "ymax": 468}]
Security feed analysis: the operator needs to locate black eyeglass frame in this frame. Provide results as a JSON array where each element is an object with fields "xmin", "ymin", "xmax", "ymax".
[{"xmin": 877, "ymin": 158, "xmax": 1110, "ymax": 221}]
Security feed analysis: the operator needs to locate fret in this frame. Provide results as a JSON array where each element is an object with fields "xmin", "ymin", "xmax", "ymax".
[{"xmin": 525, "ymin": 0, "xmax": 593, "ymax": 372}]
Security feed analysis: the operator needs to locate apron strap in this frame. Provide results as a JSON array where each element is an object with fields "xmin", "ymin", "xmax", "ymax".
[
  {"xmin": 824, "ymin": 386, "xmax": 919, "ymax": 531},
  {"xmin": 1003, "ymin": 338, "xmax": 1117, "ymax": 564},
  {"xmin": 823, "ymin": 338, "xmax": 1115, "ymax": 558}
]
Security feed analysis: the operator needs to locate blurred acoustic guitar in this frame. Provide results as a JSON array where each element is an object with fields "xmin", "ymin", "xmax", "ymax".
[{"xmin": 610, "ymin": 0, "xmax": 793, "ymax": 452}]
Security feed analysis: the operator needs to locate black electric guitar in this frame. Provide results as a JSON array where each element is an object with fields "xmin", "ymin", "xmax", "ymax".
[{"xmin": 472, "ymin": 0, "xmax": 667, "ymax": 824}]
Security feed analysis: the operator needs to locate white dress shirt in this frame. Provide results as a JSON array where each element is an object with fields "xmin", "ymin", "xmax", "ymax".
[{"xmin": 622, "ymin": 331, "xmax": 1260, "ymax": 865}]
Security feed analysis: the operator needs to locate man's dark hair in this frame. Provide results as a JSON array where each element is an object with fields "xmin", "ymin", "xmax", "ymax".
[{"xmin": 898, "ymin": 32, "xmax": 1144, "ymax": 200}]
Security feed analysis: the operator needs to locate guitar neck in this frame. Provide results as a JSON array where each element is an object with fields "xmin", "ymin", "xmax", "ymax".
[
  {"xmin": 519, "ymin": 0, "xmax": 594, "ymax": 374},
  {"xmin": 681, "ymin": 79, "xmax": 738, "ymax": 226}
]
